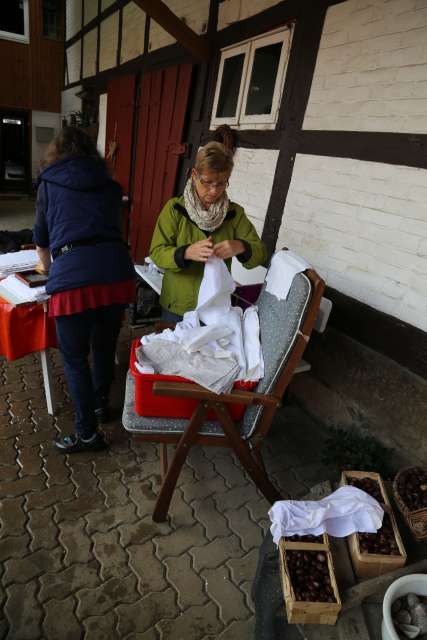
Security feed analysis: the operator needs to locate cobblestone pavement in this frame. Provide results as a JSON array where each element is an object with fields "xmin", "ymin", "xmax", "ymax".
[{"xmin": 0, "ymin": 323, "xmax": 335, "ymax": 640}]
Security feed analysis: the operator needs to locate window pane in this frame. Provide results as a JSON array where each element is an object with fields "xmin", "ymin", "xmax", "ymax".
[
  {"xmin": 245, "ymin": 42, "xmax": 283, "ymax": 116},
  {"xmin": 216, "ymin": 53, "xmax": 245, "ymax": 119},
  {"xmin": 0, "ymin": 1, "xmax": 25, "ymax": 36}
]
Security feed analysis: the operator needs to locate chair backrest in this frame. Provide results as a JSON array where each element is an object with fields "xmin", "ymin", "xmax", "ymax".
[{"xmin": 242, "ymin": 269, "xmax": 324, "ymax": 439}]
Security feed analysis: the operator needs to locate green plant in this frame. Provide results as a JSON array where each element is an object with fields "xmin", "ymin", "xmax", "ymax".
[
  {"xmin": 69, "ymin": 110, "xmax": 91, "ymax": 128},
  {"xmin": 321, "ymin": 427, "xmax": 396, "ymax": 479}
]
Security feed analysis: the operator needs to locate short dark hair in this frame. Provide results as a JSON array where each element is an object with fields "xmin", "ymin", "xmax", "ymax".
[{"xmin": 44, "ymin": 126, "xmax": 100, "ymax": 166}]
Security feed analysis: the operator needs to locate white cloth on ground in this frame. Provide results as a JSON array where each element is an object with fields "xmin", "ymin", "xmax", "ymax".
[
  {"xmin": 269, "ymin": 485, "xmax": 384, "ymax": 546},
  {"xmin": 265, "ymin": 249, "xmax": 310, "ymax": 301},
  {"xmin": 138, "ymin": 256, "xmax": 264, "ymax": 392}
]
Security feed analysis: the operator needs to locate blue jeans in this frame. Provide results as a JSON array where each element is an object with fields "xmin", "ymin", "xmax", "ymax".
[
  {"xmin": 161, "ymin": 308, "xmax": 183, "ymax": 323},
  {"xmin": 55, "ymin": 305, "xmax": 123, "ymax": 439}
]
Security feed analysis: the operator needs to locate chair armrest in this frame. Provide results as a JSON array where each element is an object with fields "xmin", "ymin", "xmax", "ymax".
[{"xmin": 152, "ymin": 381, "xmax": 280, "ymax": 408}]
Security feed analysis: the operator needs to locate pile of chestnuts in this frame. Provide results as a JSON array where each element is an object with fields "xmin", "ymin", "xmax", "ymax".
[
  {"xmin": 396, "ymin": 467, "xmax": 427, "ymax": 511},
  {"xmin": 391, "ymin": 592, "xmax": 427, "ymax": 639},
  {"xmin": 286, "ymin": 550, "xmax": 336, "ymax": 603}
]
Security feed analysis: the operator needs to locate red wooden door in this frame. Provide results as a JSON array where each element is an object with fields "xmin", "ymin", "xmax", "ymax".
[
  {"xmin": 131, "ymin": 63, "xmax": 193, "ymax": 263},
  {"xmin": 105, "ymin": 74, "xmax": 136, "ymax": 239}
]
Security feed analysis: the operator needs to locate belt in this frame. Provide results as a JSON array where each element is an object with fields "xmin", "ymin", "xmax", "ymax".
[{"xmin": 52, "ymin": 238, "xmax": 122, "ymax": 259}]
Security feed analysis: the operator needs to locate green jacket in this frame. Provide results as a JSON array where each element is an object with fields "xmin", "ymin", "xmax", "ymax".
[{"xmin": 150, "ymin": 196, "xmax": 267, "ymax": 316}]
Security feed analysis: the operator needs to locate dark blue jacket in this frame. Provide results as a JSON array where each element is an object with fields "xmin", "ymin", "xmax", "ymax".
[{"xmin": 33, "ymin": 156, "xmax": 135, "ymax": 295}]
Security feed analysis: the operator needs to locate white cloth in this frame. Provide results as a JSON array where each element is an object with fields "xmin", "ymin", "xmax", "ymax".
[
  {"xmin": 265, "ymin": 249, "xmax": 310, "ymax": 301},
  {"xmin": 0, "ymin": 274, "xmax": 48, "ymax": 304},
  {"xmin": 269, "ymin": 485, "xmax": 384, "ymax": 546},
  {"xmin": 138, "ymin": 256, "xmax": 264, "ymax": 392},
  {"xmin": 0, "ymin": 250, "xmax": 38, "ymax": 277}
]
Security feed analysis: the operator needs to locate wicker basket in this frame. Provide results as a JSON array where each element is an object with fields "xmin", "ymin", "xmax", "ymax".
[{"xmin": 393, "ymin": 466, "xmax": 427, "ymax": 542}]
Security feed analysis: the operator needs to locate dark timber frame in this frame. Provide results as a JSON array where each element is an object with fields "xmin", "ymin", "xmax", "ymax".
[{"xmin": 65, "ymin": 0, "xmax": 427, "ymax": 378}]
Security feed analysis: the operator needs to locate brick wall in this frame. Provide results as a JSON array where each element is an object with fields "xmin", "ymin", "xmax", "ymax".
[
  {"xmin": 304, "ymin": 0, "xmax": 427, "ymax": 133},
  {"xmin": 277, "ymin": 154, "xmax": 427, "ymax": 331}
]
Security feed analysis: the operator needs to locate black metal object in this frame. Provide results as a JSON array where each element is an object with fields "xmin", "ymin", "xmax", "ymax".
[{"xmin": 129, "ymin": 278, "xmax": 162, "ymax": 326}]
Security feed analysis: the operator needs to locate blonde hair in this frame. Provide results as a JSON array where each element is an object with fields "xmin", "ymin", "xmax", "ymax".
[{"xmin": 194, "ymin": 141, "xmax": 234, "ymax": 175}]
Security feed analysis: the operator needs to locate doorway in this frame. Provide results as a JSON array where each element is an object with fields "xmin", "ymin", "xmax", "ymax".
[{"xmin": 0, "ymin": 110, "xmax": 30, "ymax": 193}]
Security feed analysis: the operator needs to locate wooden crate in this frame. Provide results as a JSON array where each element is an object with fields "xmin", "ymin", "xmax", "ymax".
[
  {"xmin": 341, "ymin": 470, "xmax": 407, "ymax": 578},
  {"xmin": 278, "ymin": 536, "xmax": 342, "ymax": 625}
]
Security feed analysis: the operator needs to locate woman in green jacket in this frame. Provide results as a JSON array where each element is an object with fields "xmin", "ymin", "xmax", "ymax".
[{"xmin": 150, "ymin": 141, "xmax": 267, "ymax": 321}]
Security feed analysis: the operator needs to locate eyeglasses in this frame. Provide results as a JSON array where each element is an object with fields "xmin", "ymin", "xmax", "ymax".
[{"xmin": 196, "ymin": 175, "xmax": 229, "ymax": 190}]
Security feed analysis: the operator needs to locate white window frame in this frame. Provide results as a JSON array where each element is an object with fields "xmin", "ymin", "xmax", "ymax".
[
  {"xmin": 0, "ymin": 0, "xmax": 30, "ymax": 44},
  {"xmin": 211, "ymin": 26, "xmax": 293, "ymax": 129}
]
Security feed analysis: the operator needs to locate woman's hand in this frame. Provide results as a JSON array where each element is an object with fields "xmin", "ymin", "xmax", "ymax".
[
  {"xmin": 36, "ymin": 246, "xmax": 52, "ymax": 274},
  {"xmin": 184, "ymin": 237, "xmax": 214, "ymax": 262},
  {"xmin": 213, "ymin": 239, "xmax": 245, "ymax": 260}
]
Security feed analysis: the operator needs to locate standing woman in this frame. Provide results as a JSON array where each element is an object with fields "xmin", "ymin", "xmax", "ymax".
[
  {"xmin": 33, "ymin": 127, "xmax": 136, "ymax": 453},
  {"xmin": 150, "ymin": 141, "xmax": 267, "ymax": 322}
]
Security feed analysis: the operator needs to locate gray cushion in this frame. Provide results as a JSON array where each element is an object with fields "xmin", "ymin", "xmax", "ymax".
[{"xmin": 241, "ymin": 273, "xmax": 311, "ymax": 438}]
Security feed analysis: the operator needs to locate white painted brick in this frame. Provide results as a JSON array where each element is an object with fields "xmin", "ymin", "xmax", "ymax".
[
  {"xmin": 277, "ymin": 154, "xmax": 427, "ymax": 331},
  {"xmin": 66, "ymin": 42, "xmax": 81, "ymax": 84},
  {"xmin": 99, "ymin": 11, "xmax": 119, "ymax": 71},
  {"xmin": 305, "ymin": 0, "xmax": 427, "ymax": 134},
  {"xmin": 121, "ymin": 3, "xmax": 146, "ymax": 64}
]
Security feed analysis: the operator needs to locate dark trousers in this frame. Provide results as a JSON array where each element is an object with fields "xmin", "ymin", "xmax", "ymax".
[
  {"xmin": 55, "ymin": 305, "xmax": 123, "ymax": 439},
  {"xmin": 161, "ymin": 308, "xmax": 183, "ymax": 323}
]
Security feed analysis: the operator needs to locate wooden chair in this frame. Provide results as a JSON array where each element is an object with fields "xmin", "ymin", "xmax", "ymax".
[{"xmin": 122, "ymin": 268, "xmax": 325, "ymax": 522}]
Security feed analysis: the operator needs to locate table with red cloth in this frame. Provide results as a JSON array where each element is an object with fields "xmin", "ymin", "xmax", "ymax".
[{"xmin": 0, "ymin": 298, "xmax": 57, "ymax": 413}]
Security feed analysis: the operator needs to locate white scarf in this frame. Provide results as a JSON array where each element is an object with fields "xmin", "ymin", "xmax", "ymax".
[{"xmin": 183, "ymin": 178, "xmax": 229, "ymax": 232}]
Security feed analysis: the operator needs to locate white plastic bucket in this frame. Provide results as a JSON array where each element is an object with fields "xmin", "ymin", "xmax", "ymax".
[{"xmin": 382, "ymin": 574, "xmax": 427, "ymax": 640}]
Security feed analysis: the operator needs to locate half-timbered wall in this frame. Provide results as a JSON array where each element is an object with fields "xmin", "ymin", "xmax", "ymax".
[{"xmin": 277, "ymin": 0, "xmax": 427, "ymax": 332}]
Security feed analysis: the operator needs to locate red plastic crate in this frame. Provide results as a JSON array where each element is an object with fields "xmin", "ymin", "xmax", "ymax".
[{"xmin": 130, "ymin": 339, "xmax": 255, "ymax": 420}]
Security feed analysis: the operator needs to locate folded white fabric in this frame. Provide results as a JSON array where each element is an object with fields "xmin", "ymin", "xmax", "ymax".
[
  {"xmin": 265, "ymin": 249, "xmax": 311, "ymax": 301},
  {"xmin": 269, "ymin": 485, "xmax": 384, "ymax": 546}
]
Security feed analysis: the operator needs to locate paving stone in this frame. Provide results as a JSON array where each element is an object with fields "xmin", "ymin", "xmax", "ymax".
[
  {"xmin": 240, "ymin": 581, "xmax": 255, "ymax": 613},
  {"xmin": 214, "ymin": 485, "xmax": 259, "ymax": 511},
  {"xmin": 76, "ymin": 573, "xmax": 139, "ymax": 619},
  {"xmin": 27, "ymin": 505, "xmax": 58, "ymax": 551},
  {"xmin": 39, "ymin": 560, "xmax": 101, "ymax": 603},
  {"xmin": 0, "ymin": 465, "xmax": 18, "ymax": 482},
  {"xmin": 216, "ymin": 618, "xmax": 255, "ymax": 639},
  {"xmin": 227, "ymin": 548, "xmax": 259, "ymax": 585},
  {"xmin": 192, "ymin": 496, "xmax": 230, "ymax": 540},
  {"xmin": 124, "ymin": 629, "xmax": 158, "ymax": 640},
  {"xmin": 0, "ymin": 472, "xmax": 45, "ymax": 498},
  {"xmin": 26, "ymin": 482, "xmax": 75, "ymax": 509},
  {"xmin": 56, "ymin": 494, "xmax": 105, "ymax": 522},
  {"xmin": 4, "ymin": 580, "xmax": 42, "ymax": 640},
  {"xmin": 167, "ymin": 486, "xmax": 194, "ymax": 527},
  {"xmin": 190, "ymin": 535, "xmax": 243, "ymax": 572},
  {"xmin": 130, "ymin": 442, "xmax": 158, "ymax": 463},
  {"xmin": 293, "ymin": 462, "xmax": 332, "ymax": 487},
  {"xmin": 98, "ymin": 471, "xmax": 128, "ymax": 507},
  {"xmin": 120, "ymin": 517, "xmax": 168, "ymax": 548},
  {"xmin": 202, "ymin": 565, "xmax": 249, "ymax": 624},
  {"xmin": 0, "ymin": 420, "xmax": 24, "ymax": 440},
  {"xmin": 116, "ymin": 589, "xmax": 176, "ymax": 637},
  {"xmin": 121, "ymin": 458, "xmax": 160, "ymax": 483},
  {"xmin": 70, "ymin": 463, "xmax": 100, "ymax": 498},
  {"xmin": 3, "ymin": 547, "xmax": 62, "ymax": 585},
  {"xmin": 0, "ymin": 497, "xmax": 26, "ymax": 536},
  {"xmin": 59, "ymin": 517, "xmax": 92, "ymax": 566},
  {"xmin": 245, "ymin": 497, "xmax": 270, "ymax": 523},
  {"xmin": 127, "ymin": 541, "xmax": 168, "ymax": 594},
  {"xmin": 0, "ymin": 382, "xmax": 24, "ymax": 397},
  {"xmin": 0, "ymin": 439, "xmax": 16, "ymax": 465},
  {"xmin": 93, "ymin": 529, "xmax": 129, "ymax": 581},
  {"xmin": 164, "ymin": 553, "xmax": 208, "ymax": 609},
  {"xmin": 157, "ymin": 601, "xmax": 223, "ymax": 640},
  {"xmin": 16, "ymin": 445, "xmax": 43, "ymax": 476},
  {"xmin": 128, "ymin": 479, "xmax": 159, "ymax": 519},
  {"xmin": 212, "ymin": 455, "xmax": 248, "ymax": 487},
  {"xmin": 224, "ymin": 507, "xmax": 264, "ymax": 552},
  {"xmin": 181, "ymin": 476, "xmax": 228, "ymax": 503},
  {"xmin": 155, "ymin": 523, "xmax": 206, "ymax": 559},
  {"xmin": 9, "ymin": 400, "xmax": 32, "ymax": 421},
  {"xmin": 42, "ymin": 453, "xmax": 71, "ymax": 486},
  {"xmin": 82, "ymin": 611, "xmax": 119, "ymax": 640},
  {"xmin": 43, "ymin": 596, "xmax": 82, "ymax": 640},
  {"xmin": 0, "ymin": 618, "xmax": 9, "ymax": 639},
  {"xmin": 187, "ymin": 447, "xmax": 217, "ymax": 481},
  {"xmin": 91, "ymin": 454, "xmax": 121, "ymax": 474},
  {"xmin": 0, "ymin": 534, "xmax": 30, "ymax": 561},
  {"xmin": 86, "ymin": 502, "xmax": 138, "ymax": 535}
]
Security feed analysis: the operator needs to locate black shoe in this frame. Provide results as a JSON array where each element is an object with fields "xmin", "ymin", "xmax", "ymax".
[
  {"xmin": 95, "ymin": 406, "xmax": 111, "ymax": 424},
  {"xmin": 53, "ymin": 433, "xmax": 108, "ymax": 454}
]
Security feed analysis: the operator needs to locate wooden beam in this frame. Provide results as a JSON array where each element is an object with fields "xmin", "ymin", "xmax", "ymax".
[{"xmin": 132, "ymin": 0, "xmax": 212, "ymax": 61}]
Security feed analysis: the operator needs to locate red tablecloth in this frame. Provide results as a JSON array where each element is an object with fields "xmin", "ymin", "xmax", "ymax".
[{"xmin": 0, "ymin": 299, "xmax": 57, "ymax": 361}]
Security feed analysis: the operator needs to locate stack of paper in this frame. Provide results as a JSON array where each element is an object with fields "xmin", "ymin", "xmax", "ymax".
[
  {"xmin": 0, "ymin": 250, "xmax": 38, "ymax": 278},
  {"xmin": 0, "ymin": 274, "xmax": 48, "ymax": 305}
]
